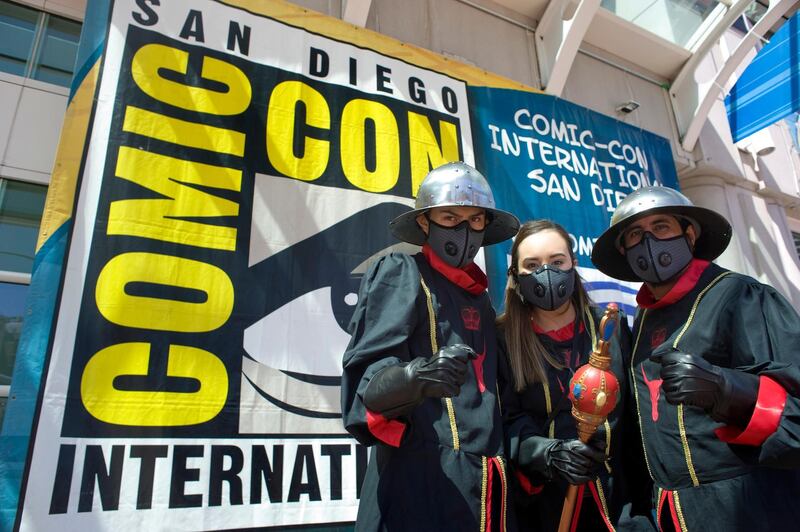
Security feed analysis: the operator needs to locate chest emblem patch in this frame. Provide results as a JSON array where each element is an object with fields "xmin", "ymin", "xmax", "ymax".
[
  {"xmin": 641, "ymin": 366, "xmax": 663, "ymax": 422},
  {"xmin": 461, "ymin": 306, "xmax": 480, "ymax": 331},
  {"xmin": 650, "ymin": 327, "xmax": 667, "ymax": 348}
]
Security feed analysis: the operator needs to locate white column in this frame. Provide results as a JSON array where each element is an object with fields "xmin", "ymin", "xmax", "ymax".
[
  {"xmin": 682, "ymin": 176, "xmax": 800, "ymax": 307},
  {"xmin": 680, "ymin": 176, "xmax": 747, "ymax": 273}
]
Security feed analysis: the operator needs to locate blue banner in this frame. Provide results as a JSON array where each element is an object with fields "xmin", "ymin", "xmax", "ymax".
[
  {"xmin": 468, "ymin": 87, "xmax": 679, "ymax": 318},
  {"xmin": 726, "ymin": 14, "xmax": 799, "ymax": 142}
]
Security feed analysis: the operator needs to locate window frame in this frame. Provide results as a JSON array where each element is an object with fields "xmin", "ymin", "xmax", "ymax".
[
  {"xmin": 0, "ymin": 171, "xmax": 46, "ymax": 406},
  {"xmin": 0, "ymin": 270, "xmax": 30, "ymax": 403},
  {"xmin": 0, "ymin": 0, "xmax": 82, "ymax": 88}
]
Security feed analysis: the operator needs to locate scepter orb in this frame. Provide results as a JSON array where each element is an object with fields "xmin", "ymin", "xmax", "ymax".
[{"xmin": 567, "ymin": 304, "xmax": 620, "ymax": 443}]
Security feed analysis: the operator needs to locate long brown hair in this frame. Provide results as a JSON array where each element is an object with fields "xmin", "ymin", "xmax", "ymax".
[{"xmin": 497, "ymin": 220, "xmax": 593, "ymax": 391}]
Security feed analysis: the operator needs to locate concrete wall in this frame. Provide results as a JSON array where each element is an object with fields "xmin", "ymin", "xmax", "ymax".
[{"xmin": 0, "ymin": 73, "xmax": 68, "ymax": 186}]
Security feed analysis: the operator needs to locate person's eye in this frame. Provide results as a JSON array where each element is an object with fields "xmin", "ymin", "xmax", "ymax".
[{"xmin": 552, "ymin": 260, "xmax": 563, "ymax": 266}]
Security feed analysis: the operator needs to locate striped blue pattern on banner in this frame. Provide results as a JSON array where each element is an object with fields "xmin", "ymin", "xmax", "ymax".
[{"xmin": 726, "ymin": 14, "xmax": 799, "ymax": 142}]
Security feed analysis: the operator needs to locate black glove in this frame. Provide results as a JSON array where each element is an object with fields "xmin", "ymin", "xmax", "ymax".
[
  {"xmin": 363, "ymin": 344, "xmax": 477, "ymax": 418},
  {"xmin": 519, "ymin": 436, "xmax": 607, "ymax": 486},
  {"xmin": 652, "ymin": 349, "xmax": 759, "ymax": 426}
]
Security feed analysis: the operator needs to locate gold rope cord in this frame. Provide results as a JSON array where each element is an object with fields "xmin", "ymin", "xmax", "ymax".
[
  {"xmin": 543, "ymin": 378, "xmax": 555, "ymax": 438},
  {"xmin": 583, "ymin": 304, "xmax": 597, "ymax": 348},
  {"xmin": 672, "ymin": 271, "xmax": 733, "ymax": 487},
  {"xmin": 420, "ymin": 276, "xmax": 460, "ymax": 451},
  {"xmin": 480, "ymin": 456, "xmax": 488, "ymax": 532},
  {"xmin": 673, "ymin": 491, "xmax": 689, "ymax": 532},
  {"xmin": 603, "ymin": 419, "xmax": 612, "ymax": 473},
  {"xmin": 497, "ymin": 456, "xmax": 508, "ymax": 532},
  {"xmin": 595, "ymin": 480, "xmax": 616, "ymax": 532}
]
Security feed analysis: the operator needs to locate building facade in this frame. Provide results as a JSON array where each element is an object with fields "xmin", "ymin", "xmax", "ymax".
[
  {"xmin": 1, "ymin": 0, "xmax": 799, "ymax": 427},
  {"xmin": 1, "ymin": 0, "xmax": 83, "ymax": 425}
]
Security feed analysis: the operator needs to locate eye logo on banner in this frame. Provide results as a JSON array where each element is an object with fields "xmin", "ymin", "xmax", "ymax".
[{"xmin": 17, "ymin": 1, "xmax": 472, "ymax": 530}]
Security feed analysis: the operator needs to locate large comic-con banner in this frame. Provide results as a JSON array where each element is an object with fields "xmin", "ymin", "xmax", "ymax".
[{"xmin": 3, "ymin": 0, "xmax": 677, "ymax": 530}]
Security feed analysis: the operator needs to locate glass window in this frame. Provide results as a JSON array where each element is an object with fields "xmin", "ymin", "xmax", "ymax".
[
  {"xmin": 0, "ymin": 0, "xmax": 39, "ymax": 77},
  {"xmin": 0, "ymin": 396, "xmax": 7, "ymax": 430},
  {"xmin": 793, "ymin": 231, "xmax": 800, "ymax": 261},
  {"xmin": 0, "ymin": 281, "xmax": 26, "ymax": 428},
  {"xmin": 602, "ymin": 0, "xmax": 722, "ymax": 49},
  {"xmin": 0, "ymin": 179, "xmax": 47, "ymax": 273},
  {"xmin": 31, "ymin": 13, "xmax": 81, "ymax": 86},
  {"xmin": 0, "ymin": 1, "xmax": 81, "ymax": 87},
  {"xmin": 0, "ymin": 281, "xmax": 27, "ymax": 386}
]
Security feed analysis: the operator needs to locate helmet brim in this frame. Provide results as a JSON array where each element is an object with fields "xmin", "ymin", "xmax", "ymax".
[
  {"xmin": 591, "ymin": 205, "xmax": 732, "ymax": 281},
  {"xmin": 389, "ymin": 205, "xmax": 520, "ymax": 246}
]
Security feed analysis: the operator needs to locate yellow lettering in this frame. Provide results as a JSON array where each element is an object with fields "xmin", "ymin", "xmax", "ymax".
[
  {"xmin": 81, "ymin": 342, "xmax": 228, "ymax": 426},
  {"xmin": 340, "ymin": 99, "xmax": 399, "ymax": 193},
  {"xmin": 95, "ymin": 252, "xmax": 233, "ymax": 332},
  {"xmin": 131, "ymin": 43, "xmax": 251, "ymax": 115},
  {"xmin": 407, "ymin": 112, "xmax": 460, "ymax": 196},
  {"xmin": 266, "ymin": 80, "xmax": 330, "ymax": 180},
  {"xmin": 123, "ymin": 106, "xmax": 245, "ymax": 156},
  {"xmin": 108, "ymin": 146, "xmax": 241, "ymax": 250}
]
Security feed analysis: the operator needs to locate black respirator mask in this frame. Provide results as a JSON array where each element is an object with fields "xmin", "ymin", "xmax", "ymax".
[
  {"xmin": 517, "ymin": 265, "xmax": 576, "ymax": 311},
  {"xmin": 624, "ymin": 232, "xmax": 693, "ymax": 284},
  {"xmin": 426, "ymin": 218, "xmax": 485, "ymax": 268}
]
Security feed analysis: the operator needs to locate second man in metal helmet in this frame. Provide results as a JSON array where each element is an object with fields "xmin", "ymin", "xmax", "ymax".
[
  {"xmin": 591, "ymin": 185, "xmax": 800, "ymax": 531},
  {"xmin": 591, "ymin": 185, "xmax": 731, "ymax": 283}
]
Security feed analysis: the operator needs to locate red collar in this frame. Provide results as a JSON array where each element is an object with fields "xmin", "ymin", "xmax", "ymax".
[
  {"xmin": 531, "ymin": 317, "xmax": 584, "ymax": 342},
  {"xmin": 637, "ymin": 258, "xmax": 710, "ymax": 309},
  {"xmin": 422, "ymin": 244, "xmax": 488, "ymax": 295}
]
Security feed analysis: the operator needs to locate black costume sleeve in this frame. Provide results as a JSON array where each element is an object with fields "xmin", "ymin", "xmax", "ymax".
[
  {"xmin": 341, "ymin": 253, "xmax": 421, "ymax": 447},
  {"xmin": 497, "ymin": 334, "xmax": 543, "ymax": 466},
  {"xmin": 718, "ymin": 280, "xmax": 800, "ymax": 467}
]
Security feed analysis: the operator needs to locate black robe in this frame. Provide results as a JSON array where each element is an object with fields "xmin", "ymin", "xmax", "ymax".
[
  {"xmin": 341, "ymin": 251, "xmax": 510, "ymax": 531},
  {"xmin": 629, "ymin": 259, "xmax": 800, "ymax": 531},
  {"xmin": 499, "ymin": 305, "xmax": 642, "ymax": 531}
]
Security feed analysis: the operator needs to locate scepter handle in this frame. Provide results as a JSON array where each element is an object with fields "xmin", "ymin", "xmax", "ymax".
[
  {"xmin": 557, "ymin": 425, "xmax": 598, "ymax": 532},
  {"xmin": 558, "ymin": 485, "xmax": 580, "ymax": 532}
]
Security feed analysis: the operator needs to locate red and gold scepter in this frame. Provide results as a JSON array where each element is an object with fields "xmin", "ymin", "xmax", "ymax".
[{"xmin": 557, "ymin": 303, "xmax": 620, "ymax": 532}]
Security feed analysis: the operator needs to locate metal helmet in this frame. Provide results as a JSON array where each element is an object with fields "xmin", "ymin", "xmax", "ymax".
[
  {"xmin": 389, "ymin": 162, "xmax": 520, "ymax": 246},
  {"xmin": 591, "ymin": 186, "xmax": 732, "ymax": 281}
]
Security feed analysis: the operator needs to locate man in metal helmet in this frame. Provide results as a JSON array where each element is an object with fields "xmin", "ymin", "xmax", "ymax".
[
  {"xmin": 341, "ymin": 162, "xmax": 520, "ymax": 531},
  {"xmin": 592, "ymin": 186, "xmax": 800, "ymax": 531}
]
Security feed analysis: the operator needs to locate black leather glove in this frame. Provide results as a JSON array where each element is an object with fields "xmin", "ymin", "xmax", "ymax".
[
  {"xmin": 363, "ymin": 344, "xmax": 477, "ymax": 418},
  {"xmin": 519, "ymin": 436, "xmax": 606, "ymax": 486},
  {"xmin": 652, "ymin": 349, "xmax": 759, "ymax": 426}
]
